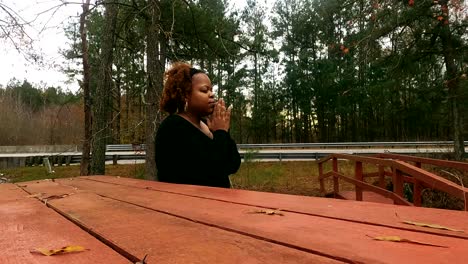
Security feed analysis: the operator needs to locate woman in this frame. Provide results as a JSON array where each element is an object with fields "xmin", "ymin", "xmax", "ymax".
[{"xmin": 155, "ymin": 62, "xmax": 241, "ymax": 188}]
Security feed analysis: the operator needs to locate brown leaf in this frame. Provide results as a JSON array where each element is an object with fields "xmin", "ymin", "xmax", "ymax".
[
  {"xmin": 403, "ymin": 221, "xmax": 464, "ymax": 233},
  {"xmin": 41, "ymin": 194, "xmax": 71, "ymax": 200},
  {"xmin": 26, "ymin": 193, "xmax": 44, "ymax": 198},
  {"xmin": 31, "ymin": 245, "xmax": 87, "ymax": 256},
  {"xmin": 248, "ymin": 209, "xmax": 284, "ymax": 216},
  {"xmin": 367, "ymin": 235, "xmax": 447, "ymax": 248}
]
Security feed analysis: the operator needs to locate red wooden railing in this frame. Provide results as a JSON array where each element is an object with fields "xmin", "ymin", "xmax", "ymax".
[{"xmin": 318, "ymin": 153, "xmax": 468, "ymax": 211}]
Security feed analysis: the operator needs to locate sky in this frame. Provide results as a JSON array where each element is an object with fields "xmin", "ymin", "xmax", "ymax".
[{"xmin": 0, "ymin": 0, "xmax": 273, "ymax": 93}]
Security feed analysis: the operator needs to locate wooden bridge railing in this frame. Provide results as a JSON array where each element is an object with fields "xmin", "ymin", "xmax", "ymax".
[{"xmin": 318, "ymin": 153, "xmax": 468, "ymax": 211}]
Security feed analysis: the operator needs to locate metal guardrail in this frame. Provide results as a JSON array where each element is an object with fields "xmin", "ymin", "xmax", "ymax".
[
  {"xmin": 13, "ymin": 142, "xmax": 467, "ymax": 169},
  {"xmin": 106, "ymin": 141, "xmax": 468, "ymax": 151},
  {"xmin": 236, "ymin": 141, "xmax": 468, "ymax": 149}
]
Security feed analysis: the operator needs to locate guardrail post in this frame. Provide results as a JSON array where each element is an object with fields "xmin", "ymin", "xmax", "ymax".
[
  {"xmin": 413, "ymin": 180, "xmax": 422, "ymax": 207},
  {"xmin": 113, "ymin": 155, "xmax": 118, "ymax": 165},
  {"xmin": 393, "ymin": 169, "xmax": 404, "ymax": 201},
  {"xmin": 319, "ymin": 162, "xmax": 324, "ymax": 193},
  {"xmin": 355, "ymin": 161, "xmax": 363, "ymax": 201},
  {"xmin": 378, "ymin": 165, "xmax": 385, "ymax": 189},
  {"xmin": 333, "ymin": 157, "xmax": 339, "ymax": 195}
]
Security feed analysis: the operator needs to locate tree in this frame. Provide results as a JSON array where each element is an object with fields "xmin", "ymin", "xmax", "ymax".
[
  {"xmin": 80, "ymin": 0, "xmax": 93, "ymax": 176},
  {"xmin": 91, "ymin": 0, "xmax": 119, "ymax": 174},
  {"xmin": 144, "ymin": 0, "xmax": 166, "ymax": 180}
]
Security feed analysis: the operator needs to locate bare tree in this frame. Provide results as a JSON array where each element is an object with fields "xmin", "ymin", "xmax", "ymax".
[
  {"xmin": 79, "ymin": 0, "xmax": 92, "ymax": 175},
  {"xmin": 144, "ymin": 0, "xmax": 166, "ymax": 180},
  {"xmin": 91, "ymin": 0, "xmax": 119, "ymax": 174}
]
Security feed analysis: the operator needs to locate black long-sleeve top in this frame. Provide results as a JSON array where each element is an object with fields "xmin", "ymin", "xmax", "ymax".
[{"xmin": 155, "ymin": 114, "xmax": 241, "ymax": 188}]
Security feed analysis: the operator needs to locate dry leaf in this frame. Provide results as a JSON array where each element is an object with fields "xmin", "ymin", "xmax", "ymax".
[
  {"xmin": 26, "ymin": 193, "xmax": 44, "ymax": 198},
  {"xmin": 395, "ymin": 213, "xmax": 464, "ymax": 233},
  {"xmin": 248, "ymin": 209, "xmax": 284, "ymax": 216},
  {"xmin": 32, "ymin": 245, "xmax": 87, "ymax": 256},
  {"xmin": 403, "ymin": 221, "xmax": 464, "ymax": 233},
  {"xmin": 41, "ymin": 194, "xmax": 70, "ymax": 200},
  {"xmin": 367, "ymin": 235, "xmax": 447, "ymax": 248}
]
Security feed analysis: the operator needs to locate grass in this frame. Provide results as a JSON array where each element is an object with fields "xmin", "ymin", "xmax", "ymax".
[
  {"xmin": 2, "ymin": 163, "xmax": 147, "ymax": 183},
  {"xmin": 1, "ymin": 160, "xmax": 357, "ymax": 197}
]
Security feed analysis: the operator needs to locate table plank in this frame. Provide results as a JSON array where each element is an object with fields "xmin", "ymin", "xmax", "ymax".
[
  {"xmin": 19, "ymin": 182, "xmax": 342, "ymax": 264},
  {"xmin": 80, "ymin": 176, "xmax": 468, "ymax": 239},
  {"xmin": 24, "ymin": 178, "xmax": 468, "ymax": 264},
  {"xmin": 0, "ymin": 184, "xmax": 130, "ymax": 264}
]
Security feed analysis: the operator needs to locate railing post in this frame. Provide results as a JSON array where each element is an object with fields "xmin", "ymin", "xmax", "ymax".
[
  {"xmin": 413, "ymin": 180, "xmax": 422, "ymax": 207},
  {"xmin": 333, "ymin": 157, "xmax": 339, "ymax": 195},
  {"xmin": 319, "ymin": 162, "xmax": 324, "ymax": 194},
  {"xmin": 355, "ymin": 161, "xmax": 363, "ymax": 201},
  {"xmin": 378, "ymin": 165, "xmax": 385, "ymax": 189},
  {"xmin": 465, "ymin": 191, "xmax": 468, "ymax": 211},
  {"xmin": 393, "ymin": 169, "xmax": 404, "ymax": 202}
]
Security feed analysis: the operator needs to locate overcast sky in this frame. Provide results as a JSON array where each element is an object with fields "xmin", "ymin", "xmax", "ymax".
[{"xmin": 0, "ymin": 0, "xmax": 272, "ymax": 93}]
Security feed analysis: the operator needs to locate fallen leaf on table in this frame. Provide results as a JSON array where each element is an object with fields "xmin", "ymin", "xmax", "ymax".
[
  {"xmin": 26, "ymin": 193, "xmax": 44, "ymax": 198},
  {"xmin": 395, "ymin": 212, "xmax": 464, "ymax": 232},
  {"xmin": 248, "ymin": 209, "xmax": 284, "ymax": 216},
  {"xmin": 41, "ymin": 193, "xmax": 71, "ymax": 200},
  {"xmin": 402, "ymin": 221, "xmax": 464, "ymax": 233},
  {"xmin": 367, "ymin": 235, "xmax": 447, "ymax": 248},
  {"xmin": 31, "ymin": 245, "xmax": 87, "ymax": 256}
]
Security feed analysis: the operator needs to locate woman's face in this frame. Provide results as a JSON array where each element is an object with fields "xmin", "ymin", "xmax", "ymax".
[{"xmin": 187, "ymin": 73, "xmax": 216, "ymax": 117}]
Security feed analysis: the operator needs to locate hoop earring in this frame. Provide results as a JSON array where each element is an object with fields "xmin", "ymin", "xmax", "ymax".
[{"xmin": 184, "ymin": 101, "xmax": 188, "ymax": 112}]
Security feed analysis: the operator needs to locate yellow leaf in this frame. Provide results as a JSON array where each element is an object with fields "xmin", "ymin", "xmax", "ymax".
[
  {"xmin": 368, "ymin": 235, "xmax": 447, "ymax": 248},
  {"xmin": 33, "ymin": 245, "xmax": 87, "ymax": 256},
  {"xmin": 403, "ymin": 221, "xmax": 464, "ymax": 232}
]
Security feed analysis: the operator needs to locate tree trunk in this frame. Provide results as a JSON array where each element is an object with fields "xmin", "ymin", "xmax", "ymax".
[
  {"xmin": 439, "ymin": 1, "xmax": 465, "ymax": 160},
  {"xmin": 145, "ymin": 0, "xmax": 166, "ymax": 180},
  {"xmin": 79, "ymin": 0, "xmax": 92, "ymax": 176},
  {"xmin": 91, "ymin": 0, "xmax": 118, "ymax": 174}
]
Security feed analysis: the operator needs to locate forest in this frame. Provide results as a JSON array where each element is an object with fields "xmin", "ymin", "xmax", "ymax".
[{"xmin": 1, "ymin": 0, "xmax": 467, "ymax": 177}]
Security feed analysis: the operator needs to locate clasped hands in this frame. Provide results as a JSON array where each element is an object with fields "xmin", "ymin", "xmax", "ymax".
[{"xmin": 207, "ymin": 98, "xmax": 232, "ymax": 132}]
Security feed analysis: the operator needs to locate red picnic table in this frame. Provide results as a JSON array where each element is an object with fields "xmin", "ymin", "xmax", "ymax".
[{"xmin": 2, "ymin": 176, "xmax": 468, "ymax": 263}]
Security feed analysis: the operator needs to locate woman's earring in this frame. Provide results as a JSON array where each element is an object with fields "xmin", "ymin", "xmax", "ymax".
[{"xmin": 184, "ymin": 100, "xmax": 188, "ymax": 112}]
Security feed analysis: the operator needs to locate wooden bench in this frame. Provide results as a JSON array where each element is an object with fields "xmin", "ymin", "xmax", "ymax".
[{"xmin": 2, "ymin": 176, "xmax": 468, "ymax": 263}]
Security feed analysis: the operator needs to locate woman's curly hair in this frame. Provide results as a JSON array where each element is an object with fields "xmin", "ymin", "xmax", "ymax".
[{"xmin": 160, "ymin": 62, "xmax": 204, "ymax": 114}]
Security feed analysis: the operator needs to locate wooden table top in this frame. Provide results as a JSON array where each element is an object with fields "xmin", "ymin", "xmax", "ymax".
[{"xmin": 2, "ymin": 176, "xmax": 468, "ymax": 263}]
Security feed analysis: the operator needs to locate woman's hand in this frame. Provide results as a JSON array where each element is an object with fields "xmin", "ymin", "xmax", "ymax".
[{"xmin": 207, "ymin": 98, "xmax": 232, "ymax": 132}]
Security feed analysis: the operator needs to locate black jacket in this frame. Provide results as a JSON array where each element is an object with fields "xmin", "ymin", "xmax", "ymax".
[{"xmin": 155, "ymin": 114, "xmax": 241, "ymax": 188}]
